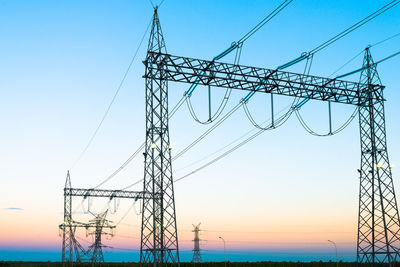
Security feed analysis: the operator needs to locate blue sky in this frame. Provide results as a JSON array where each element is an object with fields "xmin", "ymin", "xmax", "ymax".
[{"xmin": 1, "ymin": 0, "xmax": 400, "ymax": 262}]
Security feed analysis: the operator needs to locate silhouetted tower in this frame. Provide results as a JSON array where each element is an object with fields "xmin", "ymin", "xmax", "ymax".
[
  {"xmin": 192, "ymin": 223, "xmax": 202, "ymax": 263},
  {"xmin": 87, "ymin": 211, "xmax": 115, "ymax": 264},
  {"xmin": 60, "ymin": 171, "xmax": 144, "ymax": 266},
  {"xmin": 140, "ymin": 7, "xmax": 179, "ymax": 267},
  {"xmin": 60, "ymin": 172, "xmax": 92, "ymax": 265},
  {"xmin": 357, "ymin": 47, "xmax": 400, "ymax": 264},
  {"xmin": 61, "ymin": 171, "xmax": 73, "ymax": 265}
]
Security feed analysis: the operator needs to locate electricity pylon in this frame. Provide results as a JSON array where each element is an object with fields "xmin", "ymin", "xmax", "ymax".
[
  {"xmin": 61, "ymin": 171, "xmax": 75, "ymax": 265},
  {"xmin": 192, "ymin": 223, "xmax": 202, "ymax": 263},
  {"xmin": 356, "ymin": 47, "xmax": 400, "ymax": 264},
  {"xmin": 140, "ymin": 7, "xmax": 179, "ymax": 266},
  {"xmin": 60, "ymin": 172, "xmax": 146, "ymax": 266},
  {"xmin": 87, "ymin": 211, "xmax": 115, "ymax": 264},
  {"xmin": 143, "ymin": 15, "xmax": 400, "ymax": 263}
]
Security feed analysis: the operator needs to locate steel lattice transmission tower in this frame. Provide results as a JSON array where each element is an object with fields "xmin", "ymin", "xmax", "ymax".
[
  {"xmin": 140, "ymin": 7, "xmax": 180, "ymax": 266},
  {"xmin": 60, "ymin": 171, "xmax": 147, "ymax": 266},
  {"xmin": 61, "ymin": 171, "xmax": 73, "ymax": 264},
  {"xmin": 356, "ymin": 47, "xmax": 400, "ymax": 264},
  {"xmin": 139, "ymin": 7, "xmax": 400, "ymax": 265},
  {"xmin": 87, "ymin": 211, "xmax": 115, "ymax": 264},
  {"xmin": 143, "ymin": 43, "xmax": 400, "ymax": 264},
  {"xmin": 192, "ymin": 223, "xmax": 202, "ymax": 263},
  {"xmin": 60, "ymin": 171, "xmax": 92, "ymax": 265}
]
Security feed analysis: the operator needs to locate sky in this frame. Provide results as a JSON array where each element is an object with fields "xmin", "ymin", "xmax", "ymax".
[{"xmin": 1, "ymin": 0, "xmax": 400, "ymax": 263}]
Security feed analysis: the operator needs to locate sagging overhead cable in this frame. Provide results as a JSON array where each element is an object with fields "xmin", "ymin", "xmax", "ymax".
[
  {"xmin": 294, "ymin": 53, "xmax": 357, "ymax": 137},
  {"xmin": 122, "ymin": 102, "xmax": 296, "ymax": 188},
  {"xmin": 91, "ymin": 71, "xmax": 197, "ymax": 190},
  {"xmin": 293, "ymin": 48, "xmax": 400, "ymax": 137},
  {"xmin": 186, "ymin": 45, "xmax": 242, "ymax": 125},
  {"xmin": 281, "ymin": 0, "xmax": 400, "ymax": 70},
  {"xmin": 184, "ymin": 0, "xmax": 293, "ymax": 97},
  {"xmin": 328, "ymin": 30, "xmax": 400, "ymax": 78},
  {"xmin": 295, "ymin": 108, "xmax": 358, "ymax": 137},
  {"xmin": 335, "ymin": 49, "xmax": 400, "ymax": 79},
  {"xmin": 91, "ymin": 0, "xmax": 396, "ymax": 188},
  {"xmin": 89, "ymin": 1, "xmax": 294, "ymax": 189},
  {"xmin": 309, "ymin": 0, "xmax": 400, "ymax": 55},
  {"xmin": 93, "ymin": 143, "xmax": 145, "ymax": 189},
  {"xmin": 174, "ymin": 106, "xmax": 295, "ymax": 183},
  {"xmin": 70, "ymin": 18, "xmax": 152, "ymax": 170},
  {"xmin": 137, "ymin": 0, "xmax": 398, "ymax": 176},
  {"xmin": 237, "ymin": 0, "xmax": 294, "ymax": 44},
  {"xmin": 329, "ymin": 50, "xmax": 364, "ymax": 78},
  {"xmin": 291, "ymin": 3, "xmax": 400, "ymax": 112},
  {"xmin": 183, "ymin": 0, "xmax": 293, "ymax": 124},
  {"xmin": 371, "ymin": 31, "xmax": 400, "ymax": 48}
]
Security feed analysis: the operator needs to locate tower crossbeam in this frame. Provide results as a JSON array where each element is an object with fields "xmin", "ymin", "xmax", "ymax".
[
  {"xmin": 65, "ymin": 188, "xmax": 153, "ymax": 200},
  {"xmin": 144, "ymin": 52, "xmax": 384, "ymax": 106},
  {"xmin": 143, "ymin": 33, "xmax": 400, "ymax": 266}
]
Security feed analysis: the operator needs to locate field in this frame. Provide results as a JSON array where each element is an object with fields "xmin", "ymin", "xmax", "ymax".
[{"xmin": 0, "ymin": 262, "xmax": 366, "ymax": 267}]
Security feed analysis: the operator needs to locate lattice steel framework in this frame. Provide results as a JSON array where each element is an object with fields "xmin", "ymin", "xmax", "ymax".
[
  {"xmin": 356, "ymin": 47, "xmax": 400, "ymax": 264},
  {"xmin": 86, "ymin": 211, "xmax": 115, "ymax": 264},
  {"xmin": 61, "ymin": 171, "xmax": 74, "ymax": 265},
  {"xmin": 142, "ymin": 11, "xmax": 400, "ymax": 263},
  {"xmin": 140, "ymin": 7, "xmax": 179, "ymax": 267},
  {"xmin": 192, "ymin": 223, "xmax": 202, "ymax": 263},
  {"xmin": 60, "ymin": 172, "xmax": 146, "ymax": 266}
]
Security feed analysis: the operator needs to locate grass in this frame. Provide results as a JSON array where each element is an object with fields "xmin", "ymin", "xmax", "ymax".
[{"xmin": 0, "ymin": 261, "xmax": 365, "ymax": 267}]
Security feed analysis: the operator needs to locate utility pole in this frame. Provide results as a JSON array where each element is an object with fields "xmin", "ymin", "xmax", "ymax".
[{"xmin": 192, "ymin": 223, "xmax": 202, "ymax": 263}]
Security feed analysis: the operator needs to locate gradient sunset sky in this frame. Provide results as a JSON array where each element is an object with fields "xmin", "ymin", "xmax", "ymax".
[{"xmin": 1, "ymin": 0, "xmax": 400, "ymax": 262}]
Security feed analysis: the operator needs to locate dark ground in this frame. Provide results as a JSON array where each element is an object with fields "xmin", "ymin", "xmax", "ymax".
[{"xmin": 0, "ymin": 262, "xmax": 383, "ymax": 267}]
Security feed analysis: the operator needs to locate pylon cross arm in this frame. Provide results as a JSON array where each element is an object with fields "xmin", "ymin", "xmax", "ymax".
[
  {"xmin": 65, "ymin": 188, "xmax": 155, "ymax": 200},
  {"xmin": 144, "ymin": 51, "xmax": 385, "ymax": 106}
]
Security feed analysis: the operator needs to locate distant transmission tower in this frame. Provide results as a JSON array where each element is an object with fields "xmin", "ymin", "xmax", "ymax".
[
  {"xmin": 87, "ymin": 211, "xmax": 115, "ymax": 264},
  {"xmin": 192, "ymin": 223, "xmax": 202, "ymax": 263}
]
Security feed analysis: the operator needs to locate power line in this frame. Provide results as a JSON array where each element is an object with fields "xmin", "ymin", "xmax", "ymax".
[
  {"xmin": 93, "ymin": 145, "xmax": 144, "ymax": 189},
  {"xmin": 171, "ymin": 58, "xmax": 315, "ymax": 182},
  {"xmin": 335, "ymin": 49, "xmax": 400, "ymax": 79},
  {"xmin": 375, "ymin": 49, "xmax": 400, "ymax": 65},
  {"xmin": 309, "ymin": 0, "xmax": 400, "ymax": 55},
  {"xmin": 238, "ymin": 0, "xmax": 293, "ymax": 44},
  {"xmin": 121, "ymin": 177, "xmax": 143, "ymax": 191},
  {"xmin": 89, "ymin": 0, "xmax": 395, "ymax": 188},
  {"xmin": 285, "ymin": 2, "xmax": 400, "ymax": 125},
  {"xmin": 281, "ymin": 0, "xmax": 400, "ymax": 69},
  {"xmin": 371, "ymin": 31, "xmax": 400, "ymax": 47},
  {"xmin": 70, "ymin": 18, "xmax": 152, "ymax": 169},
  {"xmin": 159, "ymin": 0, "xmax": 166, "ymax": 8},
  {"xmin": 295, "ymin": 108, "xmax": 358, "ymax": 137},
  {"xmin": 184, "ymin": 0, "xmax": 293, "ymax": 124},
  {"xmin": 110, "ymin": 30, "xmax": 393, "ymax": 190},
  {"xmin": 213, "ymin": 0, "xmax": 399, "ymax": 144},
  {"xmin": 329, "ymin": 30, "xmax": 400, "ymax": 78},
  {"xmin": 89, "ymin": 0, "xmax": 295, "ymax": 189},
  {"xmin": 174, "ymin": 102, "xmax": 295, "ymax": 173},
  {"xmin": 174, "ymin": 112, "xmax": 294, "ymax": 183},
  {"xmin": 173, "ymin": 103, "xmax": 243, "ymax": 161},
  {"xmin": 329, "ymin": 50, "xmax": 364, "ymax": 77}
]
